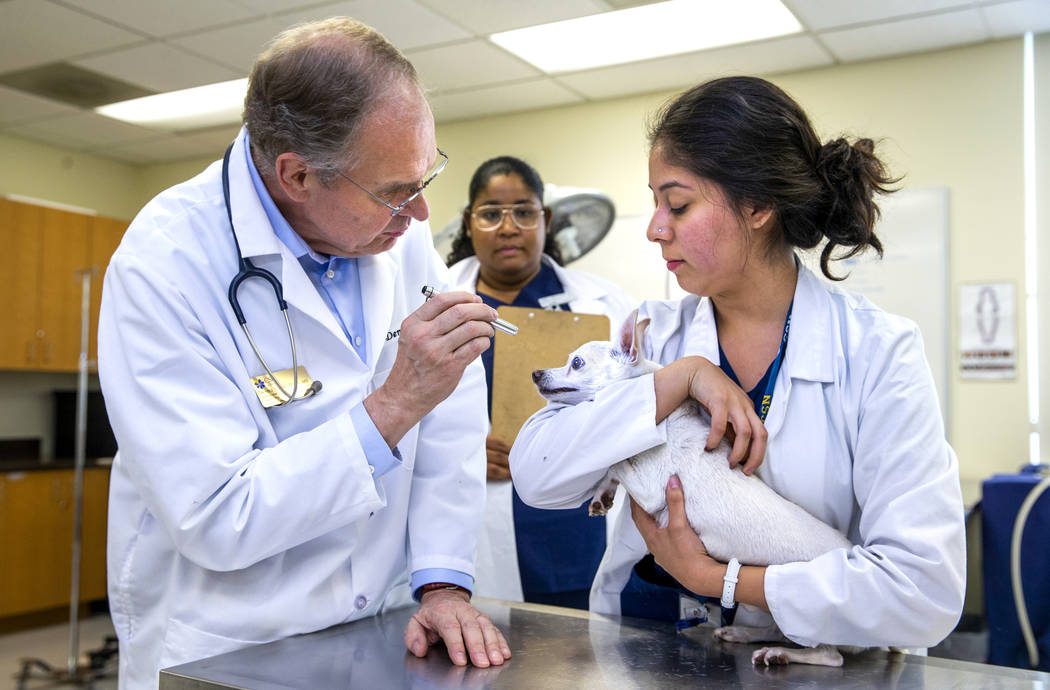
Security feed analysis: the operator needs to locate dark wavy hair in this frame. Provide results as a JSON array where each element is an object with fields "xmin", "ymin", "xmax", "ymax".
[
  {"xmin": 648, "ymin": 76, "xmax": 899, "ymax": 280},
  {"xmin": 445, "ymin": 156, "xmax": 564, "ymax": 266}
]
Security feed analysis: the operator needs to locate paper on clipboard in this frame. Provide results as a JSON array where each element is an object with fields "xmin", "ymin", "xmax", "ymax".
[{"xmin": 490, "ymin": 306, "xmax": 610, "ymax": 445}]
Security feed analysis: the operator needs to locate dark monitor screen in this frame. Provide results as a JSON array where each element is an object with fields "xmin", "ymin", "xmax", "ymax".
[{"xmin": 53, "ymin": 390, "xmax": 118, "ymax": 460}]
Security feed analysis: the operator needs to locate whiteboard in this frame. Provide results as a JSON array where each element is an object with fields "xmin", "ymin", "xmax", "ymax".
[
  {"xmin": 809, "ymin": 187, "xmax": 950, "ymax": 430},
  {"xmin": 576, "ymin": 188, "xmax": 950, "ymax": 431}
]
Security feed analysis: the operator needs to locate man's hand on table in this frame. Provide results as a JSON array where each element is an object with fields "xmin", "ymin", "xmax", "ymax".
[{"xmin": 404, "ymin": 589, "xmax": 511, "ymax": 668}]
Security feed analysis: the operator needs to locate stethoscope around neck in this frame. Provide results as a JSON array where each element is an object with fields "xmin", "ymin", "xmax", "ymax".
[{"xmin": 222, "ymin": 143, "xmax": 321, "ymax": 405}]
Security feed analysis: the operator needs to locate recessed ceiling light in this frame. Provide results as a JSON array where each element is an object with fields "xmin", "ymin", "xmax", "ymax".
[
  {"xmin": 490, "ymin": 0, "xmax": 802, "ymax": 74},
  {"xmin": 95, "ymin": 78, "xmax": 247, "ymax": 131}
]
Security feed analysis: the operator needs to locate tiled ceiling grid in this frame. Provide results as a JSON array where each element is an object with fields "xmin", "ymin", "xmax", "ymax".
[{"xmin": 0, "ymin": 0, "xmax": 1046, "ymax": 164}]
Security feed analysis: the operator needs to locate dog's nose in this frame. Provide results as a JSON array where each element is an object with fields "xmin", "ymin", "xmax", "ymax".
[{"xmin": 532, "ymin": 370, "xmax": 543, "ymax": 383}]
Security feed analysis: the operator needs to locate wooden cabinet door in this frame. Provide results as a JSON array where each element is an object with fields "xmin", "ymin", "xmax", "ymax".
[
  {"xmin": 37, "ymin": 206, "xmax": 91, "ymax": 371},
  {"xmin": 0, "ymin": 471, "xmax": 74, "ymax": 616},
  {"xmin": 0, "ymin": 468, "xmax": 111, "ymax": 617},
  {"xmin": 0, "ymin": 200, "xmax": 43, "ymax": 369},
  {"xmin": 88, "ymin": 216, "xmax": 127, "ymax": 365}
]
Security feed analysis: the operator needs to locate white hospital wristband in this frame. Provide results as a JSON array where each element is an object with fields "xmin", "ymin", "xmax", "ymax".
[{"xmin": 721, "ymin": 558, "xmax": 741, "ymax": 609}]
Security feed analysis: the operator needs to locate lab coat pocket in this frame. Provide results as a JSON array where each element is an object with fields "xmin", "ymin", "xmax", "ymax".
[{"xmin": 158, "ymin": 617, "xmax": 266, "ymax": 672}]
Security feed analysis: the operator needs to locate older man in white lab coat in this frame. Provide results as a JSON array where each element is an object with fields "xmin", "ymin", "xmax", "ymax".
[{"xmin": 98, "ymin": 18, "xmax": 508, "ymax": 689}]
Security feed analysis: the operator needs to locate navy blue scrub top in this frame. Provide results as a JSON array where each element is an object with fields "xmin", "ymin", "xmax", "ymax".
[{"xmin": 477, "ymin": 261, "xmax": 606, "ymax": 595}]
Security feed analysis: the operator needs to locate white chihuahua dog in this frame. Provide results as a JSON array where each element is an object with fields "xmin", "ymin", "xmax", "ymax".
[{"xmin": 531, "ymin": 312, "xmax": 867, "ymax": 667}]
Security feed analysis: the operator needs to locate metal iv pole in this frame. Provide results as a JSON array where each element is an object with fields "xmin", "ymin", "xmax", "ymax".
[{"xmin": 17, "ymin": 267, "xmax": 117, "ymax": 688}]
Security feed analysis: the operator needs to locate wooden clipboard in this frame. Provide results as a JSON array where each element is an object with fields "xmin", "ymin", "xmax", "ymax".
[{"xmin": 490, "ymin": 306, "xmax": 610, "ymax": 444}]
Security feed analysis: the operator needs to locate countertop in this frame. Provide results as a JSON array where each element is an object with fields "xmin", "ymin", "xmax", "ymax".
[
  {"xmin": 159, "ymin": 598, "xmax": 1050, "ymax": 689},
  {"xmin": 0, "ymin": 458, "xmax": 112, "ymax": 473}
]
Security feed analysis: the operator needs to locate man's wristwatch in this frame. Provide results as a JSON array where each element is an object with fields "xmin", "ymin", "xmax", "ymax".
[
  {"xmin": 419, "ymin": 582, "xmax": 471, "ymax": 599},
  {"xmin": 721, "ymin": 558, "xmax": 741, "ymax": 610}
]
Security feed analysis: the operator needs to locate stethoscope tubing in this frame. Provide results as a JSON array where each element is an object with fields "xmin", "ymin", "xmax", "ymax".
[{"xmin": 221, "ymin": 143, "xmax": 303, "ymax": 405}]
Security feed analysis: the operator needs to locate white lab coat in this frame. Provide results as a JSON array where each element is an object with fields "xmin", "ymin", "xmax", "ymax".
[
  {"xmin": 98, "ymin": 131, "xmax": 488, "ymax": 689},
  {"xmin": 447, "ymin": 254, "xmax": 635, "ymax": 601},
  {"xmin": 510, "ymin": 264, "xmax": 966, "ymax": 649}
]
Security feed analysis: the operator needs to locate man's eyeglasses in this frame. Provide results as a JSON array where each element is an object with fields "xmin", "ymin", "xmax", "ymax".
[
  {"xmin": 336, "ymin": 148, "xmax": 448, "ymax": 217},
  {"xmin": 471, "ymin": 203, "xmax": 543, "ymax": 231}
]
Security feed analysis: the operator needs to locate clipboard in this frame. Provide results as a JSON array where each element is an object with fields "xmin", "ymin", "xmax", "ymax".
[{"xmin": 490, "ymin": 306, "xmax": 610, "ymax": 444}]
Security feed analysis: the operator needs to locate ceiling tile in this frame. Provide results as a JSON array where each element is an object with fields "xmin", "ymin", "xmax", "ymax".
[
  {"xmin": 283, "ymin": 0, "xmax": 471, "ymax": 50},
  {"xmin": 416, "ymin": 0, "xmax": 611, "ymax": 35},
  {"xmin": 783, "ymin": 0, "xmax": 977, "ymax": 31},
  {"xmin": 0, "ymin": 84, "xmax": 78, "ymax": 127},
  {"xmin": 227, "ymin": 0, "xmax": 333, "ymax": 13},
  {"xmin": 409, "ymin": 39, "xmax": 541, "ymax": 92},
  {"xmin": 430, "ymin": 77, "xmax": 583, "ymax": 122},
  {"xmin": 104, "ymin": 127, "xmax": 238, "ymax": 164},
  {"xmin": 556, "ymin": 34, "xmax": 832, "ymax": 101},
  {"xmin": 57, "ymin": 0, "xmax": 256, "ymax": 38},
  {"xmin": 169, "ymin": 16, "xmax": 288, "ymax": 72},
  {"xmin": 6, "ymin": 111, "xmax": 163, "ymax": 150},
  {"xmin": 981, "ymin": 0, "xmax": 1050, "ymax": 38},
  {"xmin": 73, "ymin": 44, "xmax": 241, "ymax": 93},
  {"xmin": 818, "ymin": 8, "xmax": 989, "ymax": 63},
  {"xmin": 0, "ymin": 0, "xmax": 143, "ymax": 73}
]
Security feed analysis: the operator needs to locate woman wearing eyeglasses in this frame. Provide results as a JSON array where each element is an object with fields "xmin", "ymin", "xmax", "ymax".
[{"xmin": 446, "ymin": 155, "xmax": 635, "ymax": 608}]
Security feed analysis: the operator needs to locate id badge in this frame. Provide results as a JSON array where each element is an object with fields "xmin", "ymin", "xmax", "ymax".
[{"xmin": 250, "ymin": 366, "xmax": 316, "ymax": 408}]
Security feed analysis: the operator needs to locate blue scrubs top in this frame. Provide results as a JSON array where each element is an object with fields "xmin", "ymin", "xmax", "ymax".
[{"xmin": 477, "ymin": 261, "xmax": 607, "ymax": 596}]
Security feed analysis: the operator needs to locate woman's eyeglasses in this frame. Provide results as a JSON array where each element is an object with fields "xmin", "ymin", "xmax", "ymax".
[{"xmin": 471, "ymin": 203, "xmax": 543, "ymax": 231}]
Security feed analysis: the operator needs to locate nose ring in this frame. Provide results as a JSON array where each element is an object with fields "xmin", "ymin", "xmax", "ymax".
[{"xmin": 656, "ymin": 227, "xmax": 664, "ymax": 234}]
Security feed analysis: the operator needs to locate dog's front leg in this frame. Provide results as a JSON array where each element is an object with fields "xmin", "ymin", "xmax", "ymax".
[{"xmin": 589, "ymin": 475, "xmax": 619, "ymax": 516}]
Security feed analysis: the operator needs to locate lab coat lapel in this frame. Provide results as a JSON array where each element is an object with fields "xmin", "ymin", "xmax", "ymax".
[
  {"xmin": 227, "ymin": 129, "xmax": 351, "ymax": 349},
  {"xmin": 359, "ymin": 251, "xmax": 398, "ymax": 370},
  {"xmin": 762, "ymin": 265, "xmax": 833, "ymax": 439},
  {"xmin": 278, "ymin": 252, "xmax": 351, "ymax": 349}
]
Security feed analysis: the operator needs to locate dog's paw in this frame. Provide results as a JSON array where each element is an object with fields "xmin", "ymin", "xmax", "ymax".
[
  {"xmin": 752, "ymin": 647, "xmax": 792, "ymax": 666},
  {"xmin": 713, "ymin": 626, "xmax": 752, "ymax": 643},
  {"xmin": 588, "ymin": 501, "xmax": 608, "ymax": 516},
  {"xmin": 600, "ymin": 489, "xmax": 615, "ymax": 509}
]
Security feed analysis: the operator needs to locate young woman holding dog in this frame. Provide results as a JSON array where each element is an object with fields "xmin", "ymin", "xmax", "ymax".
[
  {"xmin": 510, "ymin": 77, "xmax": 965, "ymax": 652},
  {"xmin": 446, "ymin": 156, "xmax": 635, "ymax": 608}
]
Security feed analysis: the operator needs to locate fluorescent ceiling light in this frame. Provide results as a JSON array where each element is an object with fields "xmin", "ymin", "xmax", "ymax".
[
  {"xmin": 95, "ymin": 78, "xmax": 247, "ymax": 131},
  {"xmin": 490, "ymin": 0, "xmax": 802, "ymax": 74}
]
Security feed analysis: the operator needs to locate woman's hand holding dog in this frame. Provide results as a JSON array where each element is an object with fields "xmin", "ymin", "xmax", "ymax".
[
  {"xmin": 654, "ymin": 356, "xmax": 767, "ymax": 474},
  {"xmin": 632, "ymin": 476, "xmax": 768, "ymax": 611}
]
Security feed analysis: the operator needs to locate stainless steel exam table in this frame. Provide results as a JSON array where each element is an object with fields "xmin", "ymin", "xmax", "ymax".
[{"xmin": 159, "ymin": 598, "xmax": 1050, "ymax": 689}]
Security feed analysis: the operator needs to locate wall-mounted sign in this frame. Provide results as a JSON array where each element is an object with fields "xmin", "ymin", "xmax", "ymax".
[{"xmin": 959, "ymin": 282, "xmax": 1016, "ymax": 380}]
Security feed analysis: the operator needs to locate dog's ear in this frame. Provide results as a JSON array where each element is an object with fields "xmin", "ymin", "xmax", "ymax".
[
  {"xmin": 618, "ymin": 310, "xmax": 638, "ymax": 359},
  {"xmin": 631, "ymin": 317, "xmax": 651, "ymax": 364}
]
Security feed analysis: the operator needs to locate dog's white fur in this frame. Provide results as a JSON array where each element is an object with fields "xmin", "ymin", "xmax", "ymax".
[{"xmin": 532, "ymin": 312, "xmax": 865, "ymax": 667}]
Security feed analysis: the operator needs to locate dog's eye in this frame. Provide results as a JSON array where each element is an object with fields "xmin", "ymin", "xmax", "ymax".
[{"xmin": 571, "ymin": 356, "xmax": 585, "ymax": 370}]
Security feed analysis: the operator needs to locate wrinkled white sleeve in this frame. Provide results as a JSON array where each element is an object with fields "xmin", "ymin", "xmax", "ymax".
[
  {"xmin": 764, "ymin": 325, "xmax": 966, "ymax": 649},
  {"xmin": 509, "ymin": 375, "xmax": 666, "ymax": 509},
  {"xmin": 406, "ymin": 250, "xmax": 488, "ymax": 577},
  {"xmin": 99, "ymin": 250, "xmax": 385, "ymax": 573}
]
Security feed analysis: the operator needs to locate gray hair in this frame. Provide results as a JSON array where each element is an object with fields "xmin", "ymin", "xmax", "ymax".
[{"xmin": 243, "ymin": 17, "xmax": 420, "ymax": 184}]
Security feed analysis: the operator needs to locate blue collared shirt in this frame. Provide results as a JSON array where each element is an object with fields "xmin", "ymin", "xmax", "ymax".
[{"xmin": 243, "ymin": 137, "xmax": 471, "ymax": 597}]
